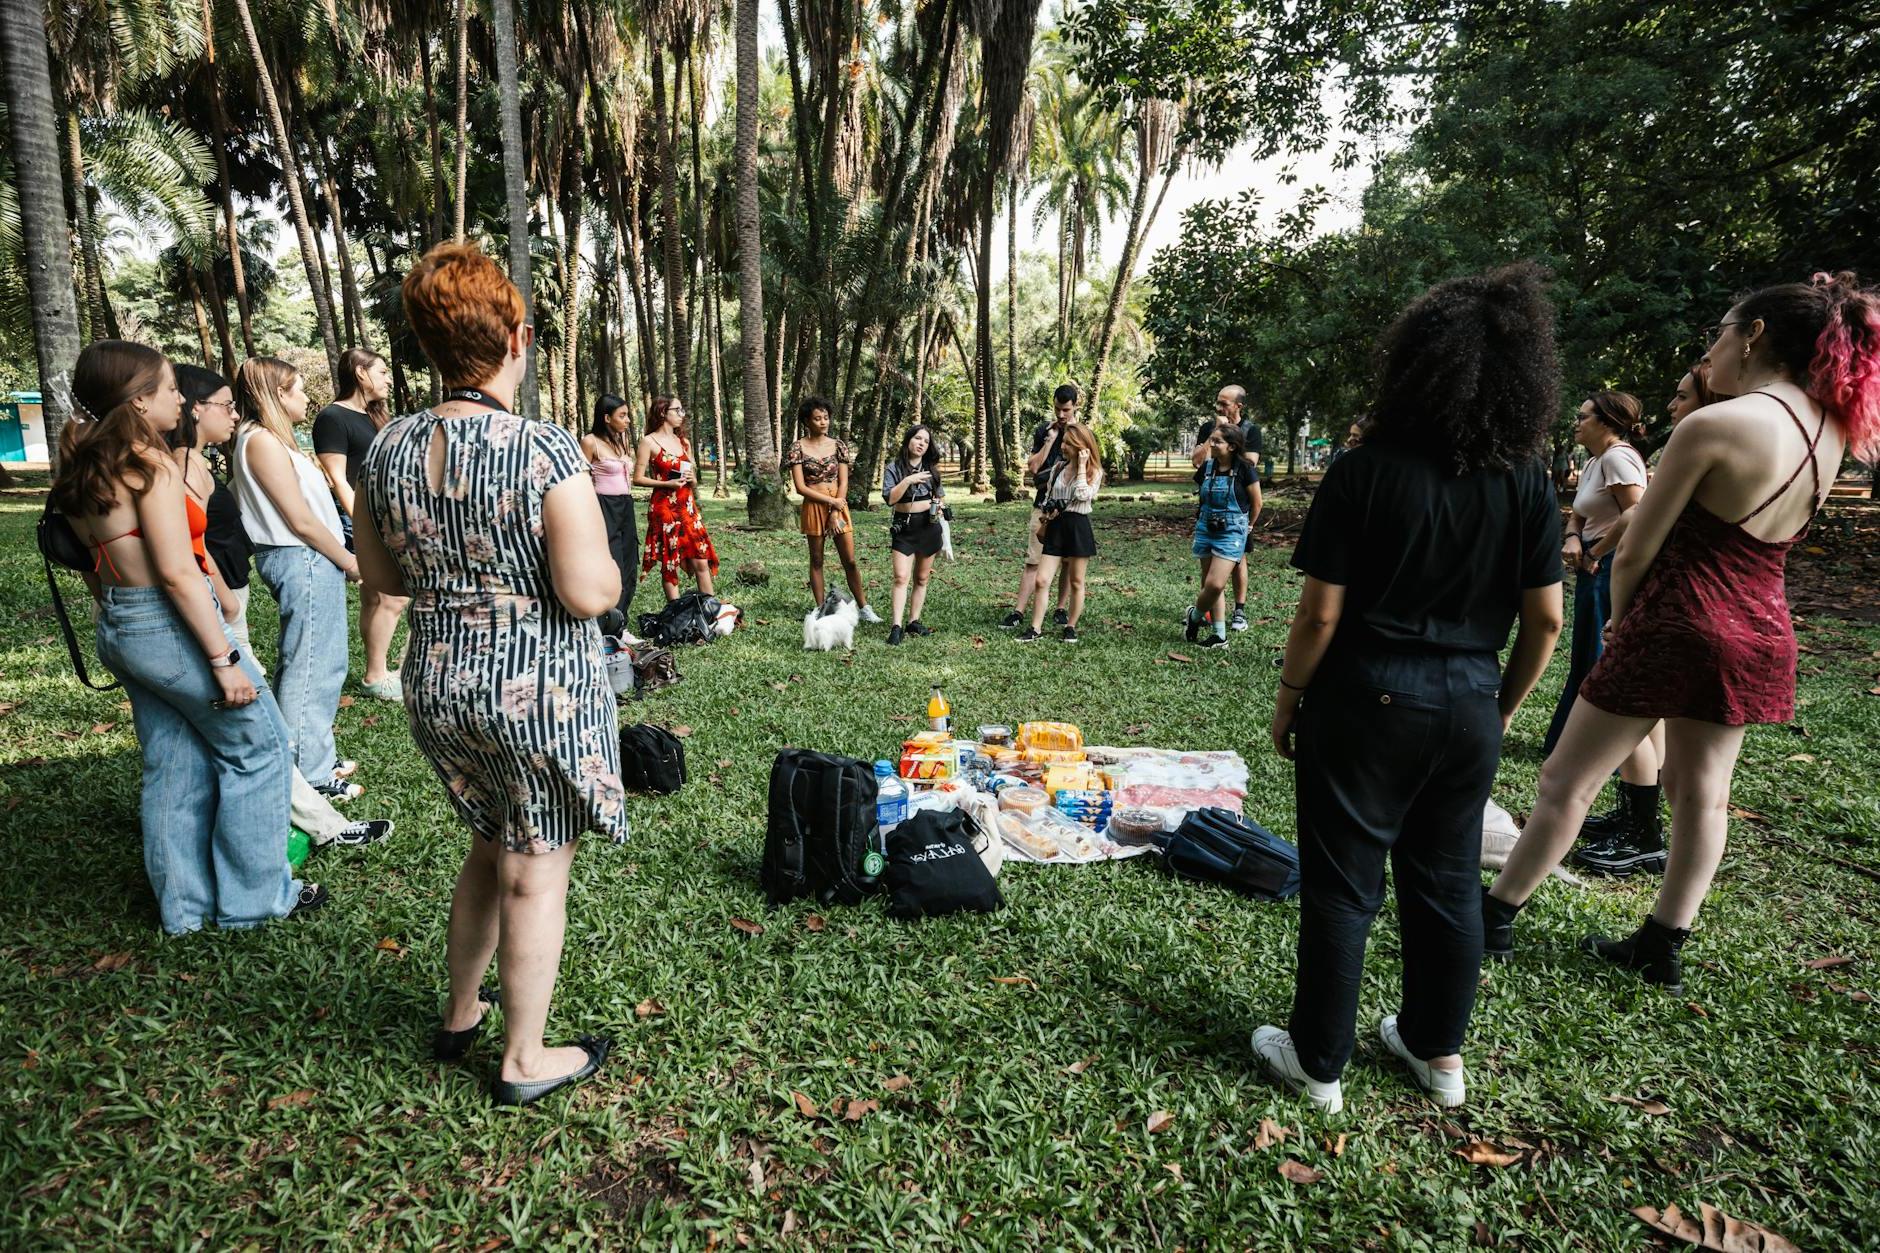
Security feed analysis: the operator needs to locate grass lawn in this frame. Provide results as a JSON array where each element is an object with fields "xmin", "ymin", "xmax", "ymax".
[{"xmin": 2, "ymin": 477, "xmax": 1877, "ymax": 1250}]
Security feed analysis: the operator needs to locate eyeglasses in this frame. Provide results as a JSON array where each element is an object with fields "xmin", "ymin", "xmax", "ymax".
[
  {"xmin": 196, "ymin": 399, "xmax": 236, "ymax": 413},
  {"xmin": 1701, "ymin": 320, "xmax": 1746, "ymax": 345}
]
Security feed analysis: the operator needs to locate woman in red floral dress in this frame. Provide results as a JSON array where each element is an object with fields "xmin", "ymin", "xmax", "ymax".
[{"xmin": 632, "ymin": 395, "xmax": 719, "ymax": 601}]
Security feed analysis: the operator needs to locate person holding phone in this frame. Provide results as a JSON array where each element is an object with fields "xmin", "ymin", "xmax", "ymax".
[
  {"xmin": 1018, "ymin": 422, "xmax": 1103, "ymax": 643},
  {"xmin": 1000, "ymin": 384, "xmax": 1079, "ymax": 630},
  {"xmin": 881, "ymin": 424, "xmax": 946, "ymax": 646},
  {"xmin": 633, "ymin": 395, "xmax": 718, "ymax": 602}
]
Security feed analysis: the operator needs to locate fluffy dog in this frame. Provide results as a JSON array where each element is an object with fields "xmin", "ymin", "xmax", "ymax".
[{"xmin": 803, "ymin": 596, "xmax": 859, "ymax": 651}]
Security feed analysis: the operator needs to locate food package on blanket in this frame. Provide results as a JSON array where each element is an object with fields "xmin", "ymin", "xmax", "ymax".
[
  {"xmin": 977, "ymin": 724, "xmax": 1013, "ymax": 747},
  {"xmin": 1055, "ymin": 787, "xmax": 1115, "ymax": 833},
  {"xmin": 981, "ymin": 743, "xmax": 1020, "ymax": 765},
  {"xmin": 1106, "ymin": 806, "xmax": 1167, "ymax": 847},
  {"xmin": 1043, "ymin": 762, "xmax": 1102, "ymax": 797},
  {"xmin": 1099, "ymin": 748, "xmax": 1250, "ymax": 828},
  {"xmin": 1022, "ymin": 745, "xmax": 1087, "ymax": 767},
  {"xmin": 908, "ymin": 777, "xmax": 975, "ymax": 812},
  {"xmin": 898, "ymin": 741, "xmax": 960, "ymax": 782},
  {"xmin": 1018, "ymin": 721, "xmax": 1084, "ymax": 753},
  {"xmin": 998, "ymin": 785, "xmax": 1050, "ymax": 814},
  {"xmin": 995, "ymin": 806, "xmax": 1106, "ymax": 863}
]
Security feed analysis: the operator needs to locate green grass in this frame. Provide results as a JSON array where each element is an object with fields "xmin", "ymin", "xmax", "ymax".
[{"xmin": 1, "ymin": 479, "xmax": 1876, "ymax": 1250}]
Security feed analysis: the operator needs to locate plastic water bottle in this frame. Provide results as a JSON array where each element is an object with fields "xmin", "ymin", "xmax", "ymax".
[{"xmin": 874, "ymin": 760, "xmax": 909, "ymax": 833}]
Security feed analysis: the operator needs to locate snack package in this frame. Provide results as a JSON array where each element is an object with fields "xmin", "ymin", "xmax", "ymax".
[
  {"xmin": 1107, "ymin": 807, "xmax": 1168, "ymax": 847},
  {"xmin": 1018, "ymin": 721, "xmax": 1084, "ymax": 752},
  {"xmin": 898, "ymin": 751, "xmax": 958, "ymax": 782},
  {"xmin": 1043, "ymin": 764, "xmax": 1101, "ymax": 796},
  {"xmin": 1022, "ymin": 746, "xmax": 1087, "ymax": 767},
  {"xmin": 977, "ymin": 724, "xmax": 1013, "ymax": 747},
  {"xmin": 998, "ymin": 785, "xmax": 1049, "ymax": 814},
  {"xmin": 997, "ymin": 810, "xmax": 1060, "ymax": 861}
]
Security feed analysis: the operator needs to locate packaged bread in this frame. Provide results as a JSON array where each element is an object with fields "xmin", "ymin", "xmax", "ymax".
[
  {"xmin": 997, "ymin": 810, "xmax": 1059, "ymax": 860},
  {"xmin": 998, "ymin": 785, "xmax": 1049, "ymax": 814},
  {"xmin": 1018, "ymin": 721, "xmax": 1084, "ymax": 752},
  {"xmin": 1023, "ymin": 746, "xmax": 1087, "ymax": 767}
]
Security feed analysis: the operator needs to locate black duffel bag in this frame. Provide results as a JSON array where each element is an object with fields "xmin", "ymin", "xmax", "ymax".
[
  {"xmin": 1160, "ymin": 807, "xmax": 1300, "ymax": 901},
  {"xmin": 619, "ymin": 723, "xmax": 686, "ymax": 794}
]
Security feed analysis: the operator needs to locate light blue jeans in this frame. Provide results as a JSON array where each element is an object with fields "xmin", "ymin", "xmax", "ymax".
[
  {"xmin": 95, "ymin": 584, "xmax": 298, "ymax": 935},
  {"xmin": 253, "ymin": 543, "xmax": 349, "ymax": 786}
]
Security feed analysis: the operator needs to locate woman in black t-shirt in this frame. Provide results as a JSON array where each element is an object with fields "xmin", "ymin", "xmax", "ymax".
[
  {"xmin": 1252, "ymin": 264, "xmax": 1566, "ymax": 1117},
  {"xmin": 313, "ymin": 348, "xmax": 407, "ymax": 701}
]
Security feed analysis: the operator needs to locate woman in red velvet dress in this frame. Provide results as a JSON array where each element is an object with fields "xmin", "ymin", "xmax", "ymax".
[
  {"xmin": 632, "ymin": 395, "xmax": 719, "ymax": 601},
  {"xmin": 1486, "ymin": 273, "xmax": 1879, "ymax": 990}
]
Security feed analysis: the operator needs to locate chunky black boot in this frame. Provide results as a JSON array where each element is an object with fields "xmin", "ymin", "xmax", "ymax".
[
  {"xmin": 1576, "ymin": 782, "xmax": 1629, "ymax": 844},
  {"xmin": 1582, "ymin": 916, "xmax": 1690, "ymax": 991},
  {"xmin": 1574, "ymin": 783, "xmax": 1666, "ymax": 877},
  {"xmin": 1482, "ymin": 886, "xmax": 1524, "ymax": 961}
]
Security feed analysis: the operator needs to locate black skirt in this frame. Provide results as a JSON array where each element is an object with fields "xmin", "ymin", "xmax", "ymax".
[
  {"xmin": 1042, "ymin": 511, "xmax": 1096, "ymax": 559},
  {"xmin": 890, "ymin": 509, "xmax": 944, "ymax": 557}
]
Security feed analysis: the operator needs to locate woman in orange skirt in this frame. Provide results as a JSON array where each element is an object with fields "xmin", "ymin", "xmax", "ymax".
[{"xmin": 784, "ymin": 396, "xmax": 878, "ymax": 620}]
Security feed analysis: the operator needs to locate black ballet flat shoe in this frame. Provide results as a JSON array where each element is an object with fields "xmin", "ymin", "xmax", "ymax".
[
  {"xmin": 491, "ymin": 1035, "xmax": 612, "ymax": 1107},
  {"xmin": 432, "ymin": 986, "xmax": 502, "ymax": 1062}
]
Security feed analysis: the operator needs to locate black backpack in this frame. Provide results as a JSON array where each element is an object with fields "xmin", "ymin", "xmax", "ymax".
[
  {"xmin": 619, "ymin": 723, "xmax": 686, "ymax": 794},
  {"xmin": 761, "ymin": 750, "xmax": 881, "ymax": 907},
  {"xmin": 637, "ymin": 591, "xmax": 721, "ymax": 647},
  {"xmin": 37, "ymin": 501, "xmax": 120, "ymax": 692},
  {"xmin": 1160, "ymin": 807, "xmax": 1300, "ymax": 901},
  {"xmin": 883, "ymin": 809, "xmax": 1003, "ymax": 920}
]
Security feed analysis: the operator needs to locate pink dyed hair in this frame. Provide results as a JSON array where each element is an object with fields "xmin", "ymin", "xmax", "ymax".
[{"xmin": 1737, "ymin": 271, "xmax": 1880, "ymax": 460}]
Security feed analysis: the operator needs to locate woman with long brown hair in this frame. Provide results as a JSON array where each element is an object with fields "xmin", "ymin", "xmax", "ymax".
[
  {"xmin": 632, "ymin": 395, "xmax": 719, "ymax": 601},
  {"xmin": 1019, "ymin": 421, "xmax": 1102, "ymax": 644},
  {"xmin": 51, "ymin": 341, "xmax": 322, "ymax": 933},
  {"xmin": 233, "ymin": 356, "xmax": 360, "ymax": 799},
  {"xmin": 315, "ymin": 347, "xmax": 408, "ymax": 701}
]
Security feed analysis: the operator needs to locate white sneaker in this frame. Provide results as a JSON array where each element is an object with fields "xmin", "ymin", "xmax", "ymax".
[
  {"xmin": 1251, "ymin": 1026, "xmax": 1343, "ymax": 1114},
  {"xmin": 1379, "ymin": 1015, "xmax": 1466, "ymax": 1107},
  {"xmin": 858, "ymin": 604, "xmax": 883, "ymax": 625},
  {"xmin": 361, "ymin": 673, "xmax": 403, "ymax": 701}
]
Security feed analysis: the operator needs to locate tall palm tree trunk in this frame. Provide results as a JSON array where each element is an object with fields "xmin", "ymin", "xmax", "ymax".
[
  {"xmin": 735, "ymin": 0, "xmax": 785, "ymax": 526},
  {"xmin": 186, "ymin": 267, "xmax": 215, "ymax": 364},
  {"xmin": 201, "ymin": 261, "xmax": 237, "ymax": 378},
  {"xmin": 317, "ymin": 134, "xmax": 369, "ymax": 351},
  {"xmin": 653, "ymin": 46, "xmax": 691, "ymax": 400},
  {"xmin": 490, "ymin": 0, "xmax": 538, "ymax": 416},
  {"xmin": 206, "ymin": 70, "xmax": 255, "ymax": 355},
  {"xmin": 452, "ymin": 0, "xmax": 471, "ymax": 242},
  {"xmin": 63, "ymin": 107, "xmax": 116, "ymax": 339},
  {"xmin": 1087, "ymin": 118, "xmax": 1183, "ymax": 425},
  {"xmin": 707, "ymin": 264, "xmax": 729, "ymax": 498},
  {"xmin": 2, "ymin": 0, "xmax": 84, "ymax": 465},
  {"xmin": 230, "ymin": 0, "xmax": 340, "ymax": 383}
]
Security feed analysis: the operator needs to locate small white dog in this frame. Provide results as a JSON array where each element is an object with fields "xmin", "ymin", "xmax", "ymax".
[{"xmin": 803, "ymin": 596, "xmax": 859, "ymax": 651}]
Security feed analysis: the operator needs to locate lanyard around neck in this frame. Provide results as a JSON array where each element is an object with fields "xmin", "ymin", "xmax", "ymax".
[{"xmin": 443, "ymin": 387, "xmax": 511, "ymax": 413}]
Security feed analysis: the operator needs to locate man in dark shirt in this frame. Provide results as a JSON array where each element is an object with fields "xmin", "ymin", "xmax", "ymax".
[
  {"xmin": 1190, "ymin": 383, "xmax": 1261, "ymax": 630},
  {"xmin": 998, "ymin": 384, "xmax": 1080, "ymax": 629}
]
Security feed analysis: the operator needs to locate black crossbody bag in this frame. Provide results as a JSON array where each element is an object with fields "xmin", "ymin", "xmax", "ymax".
[{"xmin": 37, "ymin": 503, "xmax": 121, "ymax": 692}]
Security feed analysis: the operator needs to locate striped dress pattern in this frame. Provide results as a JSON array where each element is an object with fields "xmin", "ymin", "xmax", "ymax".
[{"xmin": 362, "ymin": 410, "xmax": 629, "ymax": 853}]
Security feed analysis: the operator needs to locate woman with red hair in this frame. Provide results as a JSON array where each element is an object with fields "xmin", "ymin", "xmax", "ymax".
[
  {"xmin": 1488, "ymin": 273, "xmax": 1880, "ymax": 990},
  {"xmin": 355, "ymin": 242, "xmax": 627, "ymax": 1106}
]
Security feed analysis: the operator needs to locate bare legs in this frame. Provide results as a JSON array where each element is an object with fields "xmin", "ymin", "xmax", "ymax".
[
  {"xmin": 1014, "ymin": 562, "xmax": 1068, "ymax": 619},
  {"xmin": 1648, "ymin": 720, "xmax": 1747, "ymax": 928},
  {"xmin": 359, "ymin": 586, "xmax": 409, "ymax": 685},
  {"xmin": 1618, "ymin": 721, "xmax": 1666, "ymax": 786},
  {"xmin": 807, "ymin": 532, "xmax": 868, "ymax": 607},
  {"xmin": 1193, "ymin": 556, "xmax": 1235, "ymax": 628},
  {"xmin": 441, "ymin": 836, "xmax": 589, "ymax": 1083},
  {"xmin": 890, "ymin": 550, "xmax": 934, "ymax": 626},
  {"xmin": 661, "ymin": 557, "xmax": 717, "ymax": 602},
  {"xmin": 1030, "ymin": 556, "xmax": 1088, "ymax": 630}
]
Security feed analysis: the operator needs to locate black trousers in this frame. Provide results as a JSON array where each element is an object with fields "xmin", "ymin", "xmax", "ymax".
[
  {"xmin": 597, "ymin": 493, "xmax": 639, "ymax": 618},
  {"xmin": 1288, "ymin": 647, "xmax": 1504, "ymax": 1082}
]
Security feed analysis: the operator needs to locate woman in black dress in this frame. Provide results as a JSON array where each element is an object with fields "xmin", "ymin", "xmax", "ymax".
[{"xmin": 1018, "ymin": 421, "xmax": 1101, "ymax": 644}]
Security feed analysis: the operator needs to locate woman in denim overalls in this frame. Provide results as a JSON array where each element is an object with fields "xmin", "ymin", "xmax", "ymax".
[{"xmin": 1185, "ymin": 422, "xmax": 1262, "ymax": 648}]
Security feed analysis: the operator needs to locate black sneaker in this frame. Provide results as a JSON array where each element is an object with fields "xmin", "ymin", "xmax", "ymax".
[
  {"xmin": 319, "ymin": 819, "xmax": 394, "ymax": 850},
  {"xmin": 887, "ymin": 625, "xmax": 905, "ymax": 646},
  {"xmin": 1229, "ymin": 609, "xmax": 1249, "ymax": 632},
  {"xmin": 289, "ymin": 883, "xmax": 330, "ymax": 918},
  {"xmin": 1016, "ymin": 627, "xmax": 1043, "ymax": 643},
  {"xmin": 313, "ymin": 779, "xmax": 363, "ymax": 802},
  {"xmin": 1198, "ymin": 633, "xmax": 1228, "ymax": 650},
  {"xmin": 1184, "ymin": 607, "xmax": 1201, "ymax": 643},
  {"xmin": 997, "ymin": 611, "xmax": 1022, "ymax": 629},
  {"xmin": 1053, "ymin": 608, "xmax": 1069, "ymax": 628},
  {"xmin": 1061, "ymin": 626, "xmax": 1079, "ymax": 644},
  {"xmin": 906, "ymin": 620, "xmax": 933, "ymax": 637}
]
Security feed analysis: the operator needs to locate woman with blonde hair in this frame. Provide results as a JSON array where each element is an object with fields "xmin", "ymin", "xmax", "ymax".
[
  {"xmin": 233, "ymin": 356, "xmax": 360, "ymax": 799},
  {"xmin": 1018, "ymin": 421, "xmax": 1102, "ymax": 644},
  {"xmin": 356, "ymin": 242, "xmax": 627, "ymax": 1105},
  {"xmin": 51, "ymin": 341, "xmax": 323, "ymax": 932}
]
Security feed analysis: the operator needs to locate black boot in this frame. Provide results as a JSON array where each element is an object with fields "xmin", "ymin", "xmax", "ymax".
[
  {"xmin": 1582, "ymin": 916, "xmax": 1690, "ymax": 991},
  {"xmin": 1576, "ymin": 781, "xmax": 1628, "ymax": 844},
  {"xmin": 1482, "ymin": 886, "xmax": 1524, "ymax": 961},
  {"xmin": 1573, "ymin": 783, "xmax": 1666, "ymax": 877}
]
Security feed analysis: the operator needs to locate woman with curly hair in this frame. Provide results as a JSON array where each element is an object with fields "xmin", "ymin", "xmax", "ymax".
[
  {"xmin": 1254, "ymin": 263, "xmax": 1567, "ymax": 1114},
  {"xmin": 1487, "ymin": 272, "xmax": 1879, "ymax": 992}
]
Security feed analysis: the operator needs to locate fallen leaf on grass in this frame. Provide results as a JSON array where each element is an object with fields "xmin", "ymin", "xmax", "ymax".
[
  {"xmin": 1727, "ymin": 806, "xmax": 1768, "ymax": 823},
  {"xmin": 92, "ymin": 951, "xmax": 134, "ymax": 972},
  {"xmin": 1254, "ymin": 1118, "xmax": 1290, "ymax": 1150},
  {"xmin": 1784, "ymin": 753, "xmax": 1815, "ymax": 763},
  {"xmin": 361, "ymin": 715, "xmax": 381, "ymax": 727},
  {"xmin": 1631, "ymin": 1201, "xmax": 1799, "ymax": 1253},
  {"xmin": 882, "ymin": 1074, "xmax": 913, "ymax": 1092},
  {"xmin": 989, "ymin": 975, "xmax": 1033, "ymax": 987},
  {"xmin": 1457, "ymin": 1141, "xmax": 1523, "ymax": 1167},
  {"xmin": 1325, "ymin": 1133, "xmax": 1347, "ymax": 1157},
  {"xmin": 267, "ymin": 1088, "xmax": 316, "ymax": 1110},
  {"xmin": 791, "ymin": 1091, "xmax": 818, "ymax": 1118},
  {"xmin": 375, "ymin": 937, "xmax": 406, "ymax": 956},
  {"xmin": 1167, "ymin": 651, "xmax": 1194, "ymax": 664},
  {"xmin": 337, "ymin": 696, "xmax": 355, "ymax": 708},
  {"xmin": 730, "ymin": 918, "xmax": 764, "ymax": 936},
  {"xmin": 1278, "ymin": 1159, "xmax": 1322, "ymax": 1184},
  {"xmin": 804, "ymin": 915, "xmax": 826, "ymax": 933},
  {"xmin": 747, "ymin": 1155, "xmax": 765, "ymax": 1195},
  {"xmin": 635, "ymin": 998, "xmax": 666, "ymax": 1019},
  {"xmin": 1606, "ymin": 1094, "xmax": 1672, "ymax": 1116},
  {"xmin": 1145, "ymin": 1110, "xmax": 1175, "ymax": 1134},
  {"xmin": 52, "ymin": 730, "xmax": 83, "ymax": 741},
  {"xmin": 0, "ymin": 702, "xmax": 17, "ymax": 718},
  {"xmin": 1163, "ymin": 1162, "xmax": 1183, "ymax": 1181},
  {"xmin": 971, "ymin": 635, "xmax": 987, "ymax": 649},
  {"xmin": 671, "ymin": 725, "xmax": 694, "ymax": 737},
  {"xmin": 843, "ymin": 1098, "xmax": 879, "ymax": 1122},
  {"xmin": 1065, "ymin": 1054, "xmax": 1099, "ymax": 1076},
  {"xmin": 1868, "ymin": 686, "xmax": 1880, "ymax": 697},
  {"xmin": 22, "ymin": 1049, "xmax": 38, "ymax": 1069},
  {"xmin": 1804, "ymin": 955, "xmax": 1854, "ymax": 970},
  {"xmin": 1687, "ymin": 1002, "xmax": 1710, "ymax": 1019},
  {"xmin": 88, "ymin": 722, "xmax": 115, "ymax": 735},
  {"xmin": 715, "ymin": 759, "xmax": 733, "ymax": 769}
]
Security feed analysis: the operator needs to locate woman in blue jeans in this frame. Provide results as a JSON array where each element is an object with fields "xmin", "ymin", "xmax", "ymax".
[
  {"xmin": 232, "ymin": 357, "xmax": 361, "ymax": 798},
  {"xmin": 49, "ymin": 341, "xmax": 326, "ymax": 933}
]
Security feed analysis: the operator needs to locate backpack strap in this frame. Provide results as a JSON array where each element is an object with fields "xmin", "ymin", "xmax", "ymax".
[{"xmin": 43, "ymin": 554, "xmax": 120, "ymax": 692}]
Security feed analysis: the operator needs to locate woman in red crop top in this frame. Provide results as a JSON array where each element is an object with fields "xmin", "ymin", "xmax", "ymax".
[{"xmin": 48, "ymin": 341, "xmax": 323, "ymax": 934}]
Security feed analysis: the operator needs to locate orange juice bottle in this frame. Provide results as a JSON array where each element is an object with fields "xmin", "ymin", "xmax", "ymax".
[{"xmin": 927, "ymin": 684, "xmax": 950, "ymax": 734}]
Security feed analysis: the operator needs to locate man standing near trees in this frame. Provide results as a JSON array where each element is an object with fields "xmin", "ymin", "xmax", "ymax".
[
  {"xmin": 1191, "ymin": 384, "xmax": 1262, "ymax": 631},
  {"xmin": 999, "ymin": 384, "xmax": 1081, "ymax": 630}
]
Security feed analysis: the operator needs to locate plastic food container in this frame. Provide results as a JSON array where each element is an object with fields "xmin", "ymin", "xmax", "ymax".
[
  {"xmin": 977, "ymin": 724, "xmax": 1013, "ymax": 746},
  {"xmin": 1107, "ymin": 807, "xmax": 1166, "ymax": 846},
  {"xmin": 998, "ymin": 785, "xmax": 1049, "ymax": 814}
]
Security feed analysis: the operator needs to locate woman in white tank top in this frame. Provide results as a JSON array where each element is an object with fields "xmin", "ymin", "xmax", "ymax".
[{"xmin": 233, "ymin": 358, "xmax": 361, "ymax": 795}]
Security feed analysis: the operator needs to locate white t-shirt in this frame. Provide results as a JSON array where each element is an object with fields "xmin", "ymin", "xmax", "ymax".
[
  {"xmin": 1573, "ymin": 443, "xmax": 1647, "ymax": 546},
  {"xmin": 233, "ymin": 425, "xmax": 345, "ymax": 549}
]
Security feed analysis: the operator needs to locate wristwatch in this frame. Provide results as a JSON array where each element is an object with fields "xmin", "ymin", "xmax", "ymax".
[{"xmin": 209, "ymin": 649, "xmax": 242, "ymax": 669}]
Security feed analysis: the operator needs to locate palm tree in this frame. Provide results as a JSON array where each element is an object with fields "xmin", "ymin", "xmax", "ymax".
[
  {"xmin": 1086, "ymin": 98, "xmax": 1181, "ymax": 424},
  {"xmin": 734, "ymin": 0, "xmax": 784, "ymax": 526},
  {"xmin": 228, "ymin": 0, "xmax": 341, "ymax": 383},
  {"xmin": 1030, "ymin": 65, "xmax": 1127, "ymax": 357},
  {"xmin": 0, "ymin": 1, "xmax": 82, "ymax": 466},
  {"xmin": 490, "ymin": 0, "xmax": 539, "ymax": 416},
  {"xmin": 452, "ymin": 0, "xmax": 471, "ymax": 242}
]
